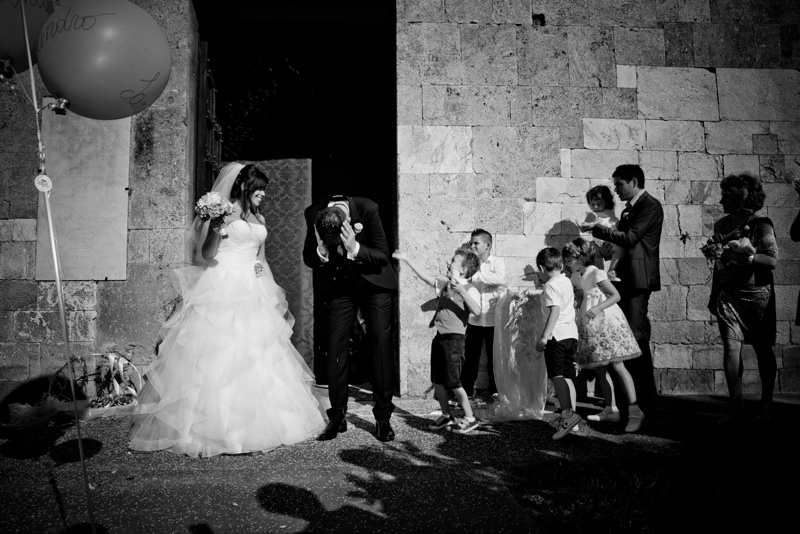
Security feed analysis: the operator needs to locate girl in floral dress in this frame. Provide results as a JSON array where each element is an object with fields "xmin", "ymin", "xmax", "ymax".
[{"xmin": 563, "ymin": 238, "xmax": 644, "ymax": 433}]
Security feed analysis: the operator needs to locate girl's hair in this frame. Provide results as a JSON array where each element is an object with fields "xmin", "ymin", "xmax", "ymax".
[
  {"xmin": 562, "ymin": 237, "xmax": 596, "ymax": 267},
  {"xmin": 454, "ymin": 247, "xmax": 481, "ymax": 279},
  {"xmin": 719, "ymin": 173, "xmax": 765, "ymax": 215},
  {"xmin": 586, "ymin": 185, "xmax": 615, "ymax": 210},
  {"xmin": 230, "ymin": 164, "xmax": 269, "ymax": 219},
  {"xmin": 536, "ymin": 247, "xmax": 563, "ymax": 272}
]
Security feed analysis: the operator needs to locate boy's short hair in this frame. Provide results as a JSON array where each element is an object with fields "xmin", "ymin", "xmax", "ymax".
[
  {"xmin": 536, "ymin": 247, "xmax": 563, "ymax": 272},
  {"xmin": 470, "ymin": 228, "xmax": 493, "ymax": 246},
  {"xmin": 315, "ymin": 206, "xmax": 345, "ymax": 247},
  {"xmin": 562, "ymin": 237, "xmax": 596, "ymax": 267},
  {"xmin": 454, "ymin": 247, "xmax": 481, "ymax": 279},
  {"xmin": 585, "ymin": 185, "xmax": 615, "ymax": 210}
]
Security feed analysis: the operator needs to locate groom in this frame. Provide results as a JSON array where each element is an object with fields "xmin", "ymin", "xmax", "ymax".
[{"xmin": 303, "ymin": 195, "xmax": 398, "ymax": 442}]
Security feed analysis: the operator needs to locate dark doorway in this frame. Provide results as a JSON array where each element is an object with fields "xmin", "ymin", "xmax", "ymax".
[{"xmin": 193, "ymin": 1, "xmax": 398, "ymax": 387}]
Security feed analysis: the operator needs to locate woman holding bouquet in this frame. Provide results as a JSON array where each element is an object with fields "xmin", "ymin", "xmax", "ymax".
[
  {"xmin": 129, "ymin": 163, "xmax": 325, "ymax": 457},
  {"xmin": 707, "ymin": 174, "xmax": 778, "ymax": 422}
]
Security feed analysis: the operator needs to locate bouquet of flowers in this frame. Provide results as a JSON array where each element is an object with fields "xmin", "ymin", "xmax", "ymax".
[
  {"xmin": 196, "ymin": 192, "xmax": 234, "ymax": 239},
  {"xmin": 700, "ymin": 224, "xmax": 750, "ymax": 279}
]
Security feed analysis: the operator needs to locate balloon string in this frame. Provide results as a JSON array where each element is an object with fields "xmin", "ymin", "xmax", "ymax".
[{"xmin": 19, "ymin": 1, "xmax": 46, "ymax": 175}]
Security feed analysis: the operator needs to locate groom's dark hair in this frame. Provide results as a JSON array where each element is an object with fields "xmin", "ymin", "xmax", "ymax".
[{"xmin": 316, "ymin": 206, "xmax": 345, "ymax": 248}]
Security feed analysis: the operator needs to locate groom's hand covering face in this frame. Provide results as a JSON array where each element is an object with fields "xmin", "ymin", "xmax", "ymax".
[{"xmin": 315, "ymin": 206, "xmax": 346, "ymax": 248}]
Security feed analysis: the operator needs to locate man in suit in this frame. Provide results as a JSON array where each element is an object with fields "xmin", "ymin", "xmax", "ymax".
[
  {"xmin": 303, "ymin": 195, "xmax": 398, "ymax": 442},
  {"xmin": 582, "ymin": 164, "xmax": 662, "ymax": 415}
]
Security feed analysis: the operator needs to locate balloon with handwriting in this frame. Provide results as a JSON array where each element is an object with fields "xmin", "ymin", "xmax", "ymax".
[
  {"xmin": 36, "ymin": 0, "xmax": 171, "ymax": 120},
  {"xmin": 0, "ymin": 0, "xmax": 53, "ymax": 74}
]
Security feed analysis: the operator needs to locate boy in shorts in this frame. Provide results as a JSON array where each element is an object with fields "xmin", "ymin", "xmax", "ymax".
[
  {"xmin": 393, "ymin": 247, "xmax": 482, "ymax": 434},
  {"xmin": 535, "ymin": 247, "xmax": 582, "ymax": 440}
]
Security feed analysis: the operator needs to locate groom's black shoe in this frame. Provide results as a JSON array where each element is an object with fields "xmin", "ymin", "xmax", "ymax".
[
  {"xmin": 375, "ymin": 420, "xmax": 395, "ymax": 442},
  {"xmin": 317, "ymin": 418, "xmax": 347, "ymax": 441}
]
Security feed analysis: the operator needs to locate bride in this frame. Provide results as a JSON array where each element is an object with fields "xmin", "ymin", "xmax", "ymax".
[{"xmin": 128, "ymin": 163, "xmax": 325, "ymax": 457}]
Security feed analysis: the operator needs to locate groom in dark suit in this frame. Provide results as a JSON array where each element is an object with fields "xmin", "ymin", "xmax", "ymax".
[
  {"xmin": 583, "ymin": 164, "xmax": 662, "ymax": 415},
  {"xmin": 303, "ymin": 195, "xmax": 397, "ymax": 442}
]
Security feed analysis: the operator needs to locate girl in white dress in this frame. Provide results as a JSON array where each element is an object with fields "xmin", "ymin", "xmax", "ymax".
[
  {"xmin": 129, "ymin": 163, "xmax": 325, "ymax": 457},
  {"xmin": 563, "ymin": 238, "xmax": 644, "ymax": 433},
  {"xmin": 580, "ymin": 185, "xmax": 624, "ymax": 281}
]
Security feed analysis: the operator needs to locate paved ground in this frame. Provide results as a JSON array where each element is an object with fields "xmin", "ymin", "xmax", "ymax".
[{"xmin": 1, "ymin": 389, "xmax": 797, "ymax": 533}]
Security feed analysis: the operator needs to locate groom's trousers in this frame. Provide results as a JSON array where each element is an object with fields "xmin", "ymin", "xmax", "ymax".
[{"xmin": 325, "ymin": 277, "xmax": 395, "ymax": 422}]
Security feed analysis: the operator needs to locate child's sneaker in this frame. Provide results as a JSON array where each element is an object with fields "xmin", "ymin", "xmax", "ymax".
[
  {"xmin": 553, "ymin": 410, "xmax": 582, "ymax": 440},
  {"xmin": 451, "ymin": 417, "xmax": 480, "ymax": 434},
  {"xmin": 587, "ymin": 408, "xmax": 621, "ymax": 422},
  {"xmin": 429, "ymin": 414, "xmax": 456, "ymax": 430}
]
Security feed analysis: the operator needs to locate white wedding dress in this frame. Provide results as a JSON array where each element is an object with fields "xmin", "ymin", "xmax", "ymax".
[{"xmin": 129, "ymin": 219, "xmax": 325, "ymax": 457}]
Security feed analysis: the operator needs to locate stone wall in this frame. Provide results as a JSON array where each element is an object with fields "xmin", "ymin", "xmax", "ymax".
[
  {"xmin": 0, "ymin": 0, "xmax": 199, "ymax": 399},
  {"xmin": 396, "ymin": 0, "xmax": 800, "ymax": 396}
]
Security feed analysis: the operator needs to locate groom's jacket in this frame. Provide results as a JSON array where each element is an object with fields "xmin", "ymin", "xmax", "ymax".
[{"xmin": 303, "ymin": 195, "xmax": 398, "ymax": 293}]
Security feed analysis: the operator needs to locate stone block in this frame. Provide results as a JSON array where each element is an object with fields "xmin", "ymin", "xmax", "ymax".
[
  {"xmin": 396, "ymin": 23, "xmax": 463, "ymax": 85},
  {"xmin": 651, "ymin": 320, "xmax": 705, "ymax": 344},
  {"xmin": 650, "ymin": 284, "xmax": 688, "ymax": 321},
  {"xmin": 473, "ymin": 198, "xmax": 524, "ymax": 235},
  {"xmin": 640, "ymin": 151, "xmax": 678, "ymax": 181},
  {"xmin": 664, "ymin": 180, "xmax": 692, "ymax": 206},
  {"xmin": 34, "ymin": 341, "xmax": 95, "ymax": 377},
  {"xmin": 517, "ymin": 26, "xmax": 569, "ymax": 87},
  {"xmin": 423, "ymin": 85, "xmax": 510, "ymax": 126},
  {"xmin": 398, "ymin": 126, "xmax": 473, "ymax": 174},
  {"xmin": 0, "ymin": 149, "xmax": 39, "ymax": 219},
  {"xmin": 687, "ymin": 285, "xmax": 712, "ymax": 321},
  {"xmin": 769, "ymin": 122, "xmax": 800, "ymax": 154},
  {"xmin": 617, "ymin": 65, "xmax": 636, "ymax": 88},
  {"xmin": 0, "ymin": 242, "xmax": 35, "ymax": 280},
  {"xmin": 763, "ymin": 183, "xmax": 800, "ymax": 207},
  {"xmin": 784, "ymin": 345, "xmax": 800, "ymax": 369},
  {"xmin": 784, "ymin": 153, "xmax": 799, "ymax": 182},
  {"xmin": 536, "ymin": 178, "xmax": 592, "ymax": 204},
  {"xmin": 660, "ymin": 236, "xmax": 686, "ymax": 259},
  {"xmin": 776, "ymin": 321, "xmax": 792, "ymax": 346},
  {"xmin": 692, "ymin": 345, "xmax": 722, "ymax": 370},
  {"xmin": 491, "ymin": 174, "xmax": 536, "ymax": 201},
  {"xmin": 664, "ymin": 23, "xmax": 694, "ymax": 67},
  {"xmin": 399, "ymin": 198, "xmax": 436, "ymax": 233},
  {"xmin": 0, "ymin": 342, "xmax": 37, "ymax": 382},
  {"xmin": 754, "ymin": 24, "xmax": 782, "ymax": 69},
  {"xmin": 570, "ymin": 149, "xmax": 639, "ymax": 179},
  {"xmin": 67, "ymin": 311, "xmax": 97, "ymax": 342},
  {"xmin": 780, "ymin": 24, "xmax": 800, "ymax": 69},
  {"xmin": 753, "ymin": 133, "xmax": 779, "ymax": 154},
  {"xmin": 149, "ymin": 228, "xmax": 186, "ymax": 268},
  {"xmin": 615, "ymin": 27, "xmax": 665, "ymax": 66},
  {"xmin": 128, "ymin": 229, "xmax": 149, "ymax": 264},
  {"xmin": 0, "ymin": 220, "xmax": 12, "ymax": 242},
  {"xmin": 705, "ymin": 121, "xmax": 769, "ymax": 155},
  {"xmin": 660, "ymin": 258, "xmax": 679, "ymax": 285},
  {"xmin": 646, "ymin": 121, "xmax": 704, "ymax": 151},
  {"xmin": 590, "ymin": 0, "xmax": 657, "ymax": 27},
  {"xmin": 583, "ymin": 119, "xmax": 645, "ymax": 150},
  {"xmin": 723, "ymin": 155, "xmax": 760, "ymax": 177},
  {"xmin": 398, "ymin": 85, "xmax": 423, "ymax": 125},
  {"xmin": 660, "ymin": 368, "xmax": 714, "ymax": 394},
  {"xmin": 602, "ymin": 87, "xmax": 639, "ymax": 120},
  {"xmin": 705, "ymin": 322, "xmax": 722, "ymax": 345},
  {"xmin": 678, "ymin": 257, "xmax": 711, "ymax": 285},
  {"xmin": 776, "ymin": 285, "xmax": 800, "ymax": 322},
  {"xmin": 37, "ymin": 281, "xmax": 97, "ymax": 311},
  {"xmin": 693, "ymin": 23, "xmax": 755, "ymax": 68},
  {"xmin": 12, "ymin": 220, "xmax": 36, "ymax": 242},
  {"xmin": 496, "ymin": 234, "xmax": 546, "ymax": 259},
  {"xmin": 780, "ymin": 369, "xmax": 800, "ymax": 393},
  {"xmin": 430, "ymin": 173, "xmax": 487, "ymax": 198},
  {"xmin": 760, "ymin": 155, "xmax": 787, "ymax": 183},
  {"xmin": 397, "ymin": 0, "xmax": 447, "ymax": 22},
  {"xmin": 530, "ymin": 0, "xmax": 588, "ymax": 25},
  {"xmin": 654, "ymin": 343, "xmax": 692, "ymax": 369},
  {"xmin": 775, "ymin": 264, "xmax": 800, "ymax": 285},
  {"xmin": 560, "ymin": 149, "xmax": 571, "ymax": 179},
  {"xmin": 560, "ymin": 119, "xmax": 583, "ymax": 149},
  {"xmin": 655, "ymin": 0, "xmax": 680, "ymax": 21},
  {"xmin": 462, "ymin": 24, "xmax": 518, "ymax": 86},
  {"xmin": 0, "ymin": 281, "xmax": 38, "ymax": 311},
  {"xmin": 718, "ymin": 69, "xmax": 800, "ymax": 121},
  {"xmin": 679, "ymin": 0, "xmax": 710, "ymax": 22},
  {"xmin": 524, "ymin": 202, "xmax": 562, "ymax": 236},
  {"xmin": 14, "ymin": 311, "xmax": 59, "ymax": 343},
  {"xmin": 0, "ymin": 311, "xmax": 12, "ymax": 342},
  {"xmin": 637, "ymin": 67, "xmax": 719, "ymax": 121},
  {"xmin": 473, "ymin": 127, "xmax": 560, "ymax": 175},
  {"xmin": 701, "ymin": 204, "xmax": 725, "ymax": 235},
  {"xmin": 776, "ymin": 237, "xmax": 800, "ymax": 260},
  {"xmin": 678, "ymin": 205, "xmax": 704, "ymax": 237},
  {"xmin": 434, "ymin": 197, "xmax": 476, "ymax": 233},
  {"xmin": 510, "ymin": 86, "xmax": 532, "ymax": 126},
  {"xmin": 567, "ymin": 26, "xmax": 615, "ymax": 88},
  {"xmin": 690, "ymin": 181, "xmax": 719, "ymax": 205},
  {"xmin": 662, "ymin": 204, "xmax": 680, "ymax": 236},
  {"xmin": 492, "ymin": 0, "xmax": 532, "ymax": 23},
  {"xmin": 679, "ymin": 152, "xmax": 723, "ymax": 182}
]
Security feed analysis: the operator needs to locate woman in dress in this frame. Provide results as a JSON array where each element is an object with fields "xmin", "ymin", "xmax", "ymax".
[
  {"xmin": 563, "ymin": 238, "xmax": 644, "ymax": 432},
  {"xmin": 708, "ymin": 174, "xmax": 778, "ymax": 421},
  {"xmin": 129, "ymin": 163, "xmax": 325, "ymax": 457}
]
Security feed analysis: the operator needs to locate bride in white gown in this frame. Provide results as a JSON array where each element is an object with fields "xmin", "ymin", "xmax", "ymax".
[{"xmin": 128, "ymin": 163, "xmax": 325, "ymax": 457}]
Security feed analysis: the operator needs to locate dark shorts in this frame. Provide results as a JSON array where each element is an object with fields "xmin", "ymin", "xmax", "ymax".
[
  {"xmin": 544, "ymin": 338, "xmax": 578, "ymax": 380},
  {"xmin": 430, "ymin": 332, "xmax": 465, "ymax": 389}
]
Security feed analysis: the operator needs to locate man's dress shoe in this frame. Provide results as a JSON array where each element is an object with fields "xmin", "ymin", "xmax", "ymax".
[
  {"xmin": 317, "ymin": 418, "xmax": 347, "ymax": 441},
  {"xmin": 375, "ymin": 420, "xmax": 395, "ymax": 442}
]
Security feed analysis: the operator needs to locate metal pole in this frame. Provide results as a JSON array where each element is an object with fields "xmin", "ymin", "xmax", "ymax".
[{"xmin": 35, "ymin": 175, "xmax": 97, "ymax": 534}]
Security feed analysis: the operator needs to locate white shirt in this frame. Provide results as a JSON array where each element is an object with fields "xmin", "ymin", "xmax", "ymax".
[
  {"xmin": 467, "ymin": 254, "xmax": 506, "ymax": 327},
  {"xmin": 541, "ymin": 273, "xmax": 579, "ymax": 341}
]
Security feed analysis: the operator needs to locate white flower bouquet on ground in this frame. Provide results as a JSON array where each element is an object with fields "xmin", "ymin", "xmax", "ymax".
[{"xmin": 196, "ymin": 192, "xmax": 234, "ymax": 239}]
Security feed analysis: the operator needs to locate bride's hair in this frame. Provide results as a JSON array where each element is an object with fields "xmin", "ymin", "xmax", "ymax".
[{"xmin": 230, "ymin": 164, "xmax": 269, "ymax": 219}]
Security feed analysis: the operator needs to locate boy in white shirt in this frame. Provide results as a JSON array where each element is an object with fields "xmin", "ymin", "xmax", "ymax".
[{"xmin": 535, "ymin": 247, "xmax": 582, "ymax": 440}]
